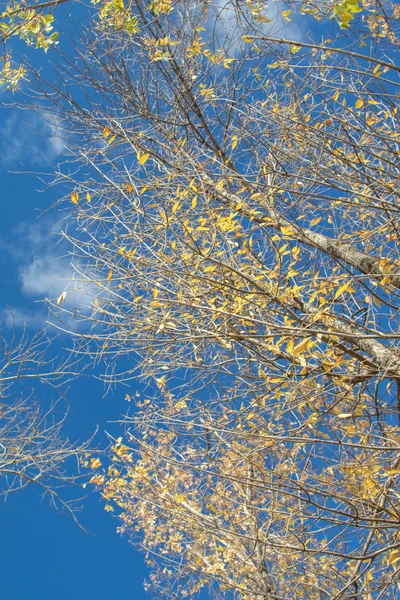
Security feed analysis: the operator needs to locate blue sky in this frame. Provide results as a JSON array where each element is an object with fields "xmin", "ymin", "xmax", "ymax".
[
  {"xmin": 0, "ymin": 18, "xmax": 153, "ymax": 599},
  {"xmin": 0, "ymin": 1, "xmax": 374, "ymax": 597},
  {"xmin": 0, "ymin": 2, "xmax": 309, "ymax": 595},
  {"xmin": 0, "ymin": 117, "xmax": 151, "ymax": 599}
]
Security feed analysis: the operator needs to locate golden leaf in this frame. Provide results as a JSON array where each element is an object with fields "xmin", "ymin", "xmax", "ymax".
[
  {"xmin": 292, "ymin": 338, "xmax": 311, "ymax": 356},
  {"xmin": 137, "ymin": 151, "xmax": 150, "ymax": 165},
  {"xmin": 334, "ymin": 280, "xmax": 352, "ymax": 300}
]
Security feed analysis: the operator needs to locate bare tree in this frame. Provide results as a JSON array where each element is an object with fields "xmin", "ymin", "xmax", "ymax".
[
  {"xmin": 21, "ymin": 0, "xmax": 400, "ymax": 596},
  {"xmin": 0, "ymin": 326, "xmax": 93, "ymax": 523}
]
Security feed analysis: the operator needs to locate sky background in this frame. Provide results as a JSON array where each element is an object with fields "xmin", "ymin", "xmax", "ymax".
[
  {"xmin": 0, "ymin": 146, "xmax": 151, "ymax": 600},
  {"xmin": 0, "ymin": 8, "xmax": 152, "ymax": 598},
  {"xmin": 0, "ymin": 124, "xmax": 151, "ymax": 598},
  {"xmin": 0, "ymin": 1, "xmax": 310, "ymax": 597}
]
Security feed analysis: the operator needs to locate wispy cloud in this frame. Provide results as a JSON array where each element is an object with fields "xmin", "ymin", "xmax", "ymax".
[
  {"xmin": 0, "ymin": 307, "xmax": 44, "ymax": 329},
  {"xmin": 1, "ymin": 217, "xmax": 95, "ymax": 330},
  {"xmin": 212, "ymin": 0, "xmax": 304, "ymax": 44},
  {"xmin": 20, "ymin": 255, "xmax": 74, "ymax": 299},
  {"xmin": 0, "ymin": 109, "xmax": 65, "ymax": 167}
]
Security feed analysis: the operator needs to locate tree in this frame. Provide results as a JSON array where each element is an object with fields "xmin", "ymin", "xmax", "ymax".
[
  {"xmin": 0, "ymin": 0, "xmax": 67, "ymax": 90},
  {"xmin": 24, "ymin": 0, "xmax": 400, "ymax": 597},
  {"xmin": 0, "ymin": 327, "xmax": 93, "ymax": 523}
]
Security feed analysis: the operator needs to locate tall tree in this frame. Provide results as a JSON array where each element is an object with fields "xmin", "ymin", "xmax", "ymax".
[{"xmin": 28, "ymin": 0, "xmax": 400, "ymax": 597}]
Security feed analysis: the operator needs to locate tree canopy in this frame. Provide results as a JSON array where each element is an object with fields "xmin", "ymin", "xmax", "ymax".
[{"xmin": 14, "ymin": 0, "xmax": 400, "ymax": 597}]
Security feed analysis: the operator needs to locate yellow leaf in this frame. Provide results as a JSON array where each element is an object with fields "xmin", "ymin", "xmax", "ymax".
[
  {"xmin": 86, "ymin": 192, "xmax": 91, "ymax": 203},
  {"xmin": 231, "ymin": 135, "xmax": 238, "ymax": 150},
  {"xmin": 174, "ymin": 494, "xmax": 186, "ymax": 503},
  {"xmin": 107, "ymin": 268, "xmax": 113, "ymax": 282},
  {"xmin": 372, "ymin": 296, "xmax": 382, "ymax": 307},
  {"xmin": 126, "ymin": 183, "xmax": 133, "ymax": 193},
  {"xmin": 310, "ymin": 217, "xmax": 322, "ymax": 227},
  {"xmin": 365, "ymin": 569, "xmax": 374, "ymax": 582},
  {"xmin": 91, "ymin": 457, "xmax": 102, "ymax": 469},
  {"xmin": 137, "ymin": 151, "xmax": 150, "ymax": 165},
  {"xmin": 103, "ymin": 126, "xmax": 110, "ymax": 139},
  {"xmin": 90, "ymin": 474, "xmax": 105, "ymax": 486},
  {"xmin": 388, "ymin": 550, "xmax": 400, "ymax": 565},
  {"xmin": 280, "ymin": 225, "xmax": 295, "ymax": 237},
  {"xmin": 258, "ymin": 366, "xmax": 267, "ymax": 378},
  {"xmin": 191, "ymin": 195, "xmax": 198, "ymax": 209},
  {"xmin": 108, "ymin": 135, "xmax": 116, "ymax": 144},
  {"xmin": 71, "ymin": 190, "xmax": 79, "ymax": 204},
  {"xmin": 334, "ymin": 280, "xmax": 352, "ymax": 300},
  {"xmin": 292, "ymin": 338, "xmax": 311, "ymax": 356},
  {"xmin": 287, "ymin": 269, "xmax": 298, "ymax": 277},
  {"xmin": 355, "ymin": 98, "xmax": 364, "ymax": 108},
  {"xmin": 172, "ymin": 200, "xmax": 181, "ymax": 214},
  {"xmin": 286, "ymin": 339, "xmax": 294, "ymax": 354},
  {"xmin": 333, "ymin": 90, "xmax": 340, "ymax": 102}
]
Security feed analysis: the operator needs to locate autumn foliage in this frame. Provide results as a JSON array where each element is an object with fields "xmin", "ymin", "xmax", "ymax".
[{"xmin": 26, "ymin": 0, "xmax": 400, "ymax": 597}]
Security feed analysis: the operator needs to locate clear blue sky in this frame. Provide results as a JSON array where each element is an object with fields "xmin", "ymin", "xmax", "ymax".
[
  {"xmin": 0, "ymin": 127, "xmax": 151, "ymax": 600},
  {"xmin": 0, "ymin": 10, "xmax": 152, "ymax": 598}
]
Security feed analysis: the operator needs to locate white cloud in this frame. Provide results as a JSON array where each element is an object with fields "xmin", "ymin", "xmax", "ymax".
[
  {"xmin": 209, "ymin": 0, "xmax": 304, "ymax": 55},
  {"xmin": 1, "ymin": 217, "xmax": 96, "ymax": 331},
  {"xmin": 20, "ymin": 253, "xmax": 96, "ymax": 307},
  {"xmin": 20, "ymin": 255, "xmax": 69, "ymax": 298},
  {"xmin": 0, "ymin": 109, "xmax": 65, "ymax": 167},
  {"xmin": 0, "ymin": 307, "xmax": 44, "ymax": 329}
]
